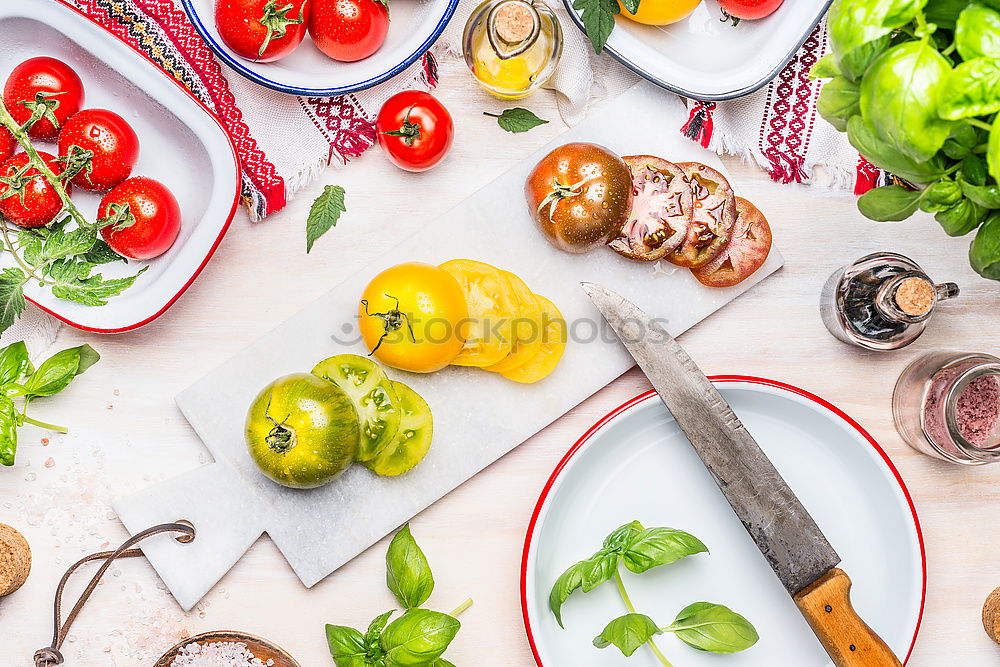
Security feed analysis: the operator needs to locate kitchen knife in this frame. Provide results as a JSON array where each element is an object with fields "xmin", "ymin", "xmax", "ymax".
[{"xmin": 584, "ymin": 283, "xmax": 902, "ymax": 667}]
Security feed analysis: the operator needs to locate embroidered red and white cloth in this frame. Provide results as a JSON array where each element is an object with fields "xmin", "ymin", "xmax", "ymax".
[{"xmin": 71, "ymin": 0, "xmax": 439, "ymax": 220}]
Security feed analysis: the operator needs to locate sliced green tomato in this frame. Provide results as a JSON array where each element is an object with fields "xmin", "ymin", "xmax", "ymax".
[
  {"xmin": 312, "ymin": 354, "xmax": 401, "ymax": 462},
  {"xmin": 364, "ymin": 380, "xmax": 433, "ymax": 477}
]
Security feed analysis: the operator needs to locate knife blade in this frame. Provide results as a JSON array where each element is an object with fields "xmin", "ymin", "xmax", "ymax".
[{"xmin": 584, "ymin": 283, "xmax": 902, "ymax": 667}]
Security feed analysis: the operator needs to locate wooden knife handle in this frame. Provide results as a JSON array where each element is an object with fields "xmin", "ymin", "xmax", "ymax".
[{"xmin": 793, "ymin": 568, "xmax": 902, "ymax": 666}]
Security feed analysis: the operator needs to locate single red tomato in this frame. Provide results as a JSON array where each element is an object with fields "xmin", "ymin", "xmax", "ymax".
[
  {"xmin": 99, "ymin": 177, "xmax": 181, "ymax": 260},
  {"xmin": 0, "ymin": 127, "xmax": 16, "ymax": 163},
  {"xmin": 216, "ymin": 0, "xmax": 310, "ymax": 62},
  {"xmin": 375, "ymin": 91, "xmax": 454, "ymax": 172},
  {"xmin": 718, "ymin": 0, "xmax": 784, "ymax": 21},
  {"xmin": 0, "ymin": 151, "xmax": 67, "ymax": 228},
  {"xmin": 3, "ymin": 57, "xmax": 84, "ymax": 140},
  {"xmin": 58, "ymin": 109, "xmax": 140, "ymax": 192},
  {"xmin": 309, "ymin": 0, "xmax": 389, "ymax": 62}
]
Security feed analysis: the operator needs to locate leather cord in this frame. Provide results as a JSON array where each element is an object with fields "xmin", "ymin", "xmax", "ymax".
[{"xmin": 33, "ymin": 521, "xmax": 195, "ymax": 666}]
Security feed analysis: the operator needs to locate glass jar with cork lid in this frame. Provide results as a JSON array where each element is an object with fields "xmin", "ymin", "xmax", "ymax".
[{"xmin": 820, "ymin": 252, "xmax": 959, "ymax": 351}]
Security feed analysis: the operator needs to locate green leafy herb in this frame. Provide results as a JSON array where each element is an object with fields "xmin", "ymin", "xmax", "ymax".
[
  {"xmin": 857, "ymin": 184, "xmax": 923, "ymax": 221},
  {"xmin": 306, "ymin": 184, "xmax": 347, "ymax": 253},
  {"xmin": 593, "ymin": 613, "xmax": 662, "ymax": 656},
  {"xmin": 0, "ymin": 341, "xmax": 99, "ymax": 466},
  {"xmin": 971, "ymin": 212, "xmax": 1000, "ymax": 279},
  {"xmin": 573, "ymin": 0, "xmax": 620, "ymax": 54},
  {"xmin": 380, "ymin": 609, "xmax": 460, "ymax": 666},
  {"xmin": 387, "ymin": 524, "xmax": 435, "ymax": 609},
  {"xmin": 817, "ymin": 76, "xmax": 861, "ymax": 132},
  {"xmin": 664, "ymin": 602, "xmax": 759, "ymax": 653},
  {"xmin": 483, "ymin": 108, "xmax": 549, "ymax": 133},
  {"xmin": 955, "ymin": 4, "xmax": 1000, "ymax": 61}
]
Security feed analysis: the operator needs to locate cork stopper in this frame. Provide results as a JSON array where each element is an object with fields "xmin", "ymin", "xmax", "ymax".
[
  {"xmin": 984, "ymin": 586, "xmax": 1000, "ymax": 644},
  {"xmin": 894, "ymin": 276, "xmax": 935, "ymax": 316},
  {"xmin": 494, "ymin": 1, "xmax": 535, "ymax": 43},
  {"xmin": 0, "ymin": 523, "xmax": 31, "ymax": 597}
]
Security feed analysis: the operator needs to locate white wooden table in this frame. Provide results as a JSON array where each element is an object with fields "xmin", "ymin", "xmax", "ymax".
[{"xmin": 2, "ymin": 54, "xmax": 1000, "ymax": 666}]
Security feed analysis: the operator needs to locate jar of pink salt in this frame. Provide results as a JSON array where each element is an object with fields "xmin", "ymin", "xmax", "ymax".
[{"xmin": 893, "ymin": 352, "xmax": 1000, "ymax": 465}]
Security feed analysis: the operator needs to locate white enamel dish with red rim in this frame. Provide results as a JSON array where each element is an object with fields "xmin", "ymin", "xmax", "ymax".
[
  {"xmin": 521, "ymin": 377, "xmax": 925, "ymax": 666},
  {"xmin": 0, "ymin": 0, "xmax": 240, "ymax": 333}
]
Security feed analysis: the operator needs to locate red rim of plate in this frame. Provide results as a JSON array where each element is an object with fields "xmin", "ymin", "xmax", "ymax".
[
  {"xmin": 519, "ymin": 375, "xmax": 926, "ymax": 665},
  {"xmin": 22, "ymin": 0, "xmax": 243, "ymax": 334}
]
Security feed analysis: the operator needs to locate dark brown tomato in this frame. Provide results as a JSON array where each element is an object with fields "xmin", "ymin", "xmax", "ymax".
[
  {"xmin": 524, "ymin": 142, "xmax": 632, "ymax": 254},
  {"xmin": 692, "ymin": 197, "xmax": 772, "ymax": 288},
  {"xmin": 665, "ymin": 162, "xmax": 737, "ymax": 268},
  {"xmin": 609, "ymin": 155, "xmax": 689, "ymax": 262}
]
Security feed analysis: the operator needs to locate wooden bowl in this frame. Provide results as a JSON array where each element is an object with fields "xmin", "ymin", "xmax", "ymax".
[{"xmin": 155, "ymin": 631, "xmax": 300, "ymax": 667}]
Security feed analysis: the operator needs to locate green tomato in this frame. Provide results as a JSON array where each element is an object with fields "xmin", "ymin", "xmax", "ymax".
[
  {"xmin": 245, "ymin": 373, "xmax": 360, "ymax": 489},
  {"xmin": 312, "ymin": 354, "xmax": 401, "ymax": 462},
  {"xmin": 364, "ymin": 380, "xmax": 433, "ymax": 477}
]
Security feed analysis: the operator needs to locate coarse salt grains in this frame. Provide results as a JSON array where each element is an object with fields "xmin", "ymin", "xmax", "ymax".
[{"xmin": 170, "ymin": 641, "xmax": 275, "ymax": 667}]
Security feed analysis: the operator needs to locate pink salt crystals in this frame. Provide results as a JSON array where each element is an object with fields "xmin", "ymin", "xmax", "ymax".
[{"xmin": 170, "ymin": 641, "xmax": 275, "ymax": 667}]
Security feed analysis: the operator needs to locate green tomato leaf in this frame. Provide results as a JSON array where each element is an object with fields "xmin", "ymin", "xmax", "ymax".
[
  {"xmin": 602, "ymin": 520, "xmax": 645, "ymax": 553},
  {"xmin": 548, "ymin": 560, "xmax": 586, "ymax": 627},
  {"xmin": 48, "ymin": 260, "xmax": 147, "ymax": 307},
  {"xmin": 622, "ymin": 526, "xmax": 709, "ymax": 574},
  {"xmin": 847, "ymin": 115, "xmax": 948, "ymax": 184},
  {"xmin": 956, "ymin": 5, "xmax": 1000, "ymax": 61},
  {"xmin": 18, "ymin": 231, "xmax": 42, "ymax": 266},
  {"xmin": 0, "ymin": 267, "xmax": 27, "ymax": 336},
  {"xmin": 936, "ymin": 198, "xmax": 986, "ymax": 236},
  {"xmin": 970, "ymin": 212, "xmax": 1000, "ymax": 279},
  {"xmin": 960, "ymin": 179, "xmax": 1000, "ymax": 208},
  {"xmin": 0, "ymin": 340, "xmax": 32, "ymax": 386},
  {"xmin": 860, "ymin": 40, "xmax": 955, "ymax": 162},
  {"xmin": 664, "ymin": 602, "xmax": 759, "ymax": 654},
  {"xmin": 939, "ymin": 58, "xmax": 1000, "ymax": 121},
  {"xmin": 817, "ymin": 76, "xmax": 861, "ymax": 132},
  {"xmin": 593, "ymin": 613, "xmax": 662, "ymax": 657},
  {"xmin": 486, "ymin": 108, "xmax": 549, "ymax": 134},
  {"xmin": 306, "ymin": 184, "xmax": 347, "ymax": 254},
  {"xmin": 380, "ymin": 609, "xmax": 460, "ymax": 667},
  {"xmin": 0, "ymin": 395, "xmax": 17, "ymax": 466},
  {"xmin": 386, "ymin": 524, "xmax": 435, "ymax": 609},
  {"xmin": 572, "ymin": 0, "xmax": 619, "ymax": 54},
  {"xmin": 809, "ymin": 53, "xmax": 841, "ymax": 79},
  {"xmin": 857, "ymin": 184, "xmax": 922, "ymax": 221},
  {"xmin": 326, "ymin": 624, "xmax": 370, "ymax": 667},
  {"xmin": 581, "ymin": 551, "xmax": 618, "ymax": 592},
  {"xmin": 80, "ymin": 239, "xmax": 127, "ymax": 265},
  {"xmin": 23, "ymin": 344, "xmax": 100, "ymax": 398},
  {"xmin": 620, "ymin": 0, "xmax": 640, "ymax": 13},
  {"xmin": 41, "ymin": 227, "xmax": 97, "ymax": 261}
]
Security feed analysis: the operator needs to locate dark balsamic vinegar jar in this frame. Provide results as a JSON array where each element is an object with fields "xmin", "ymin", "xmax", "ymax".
[{"xmin": 820, "ymin": 252, "xmax": 960, "ymax": 351}]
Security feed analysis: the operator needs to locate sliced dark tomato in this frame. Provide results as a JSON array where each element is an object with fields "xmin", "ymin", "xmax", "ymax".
[
  {"xmin": 609, "ymin": 155, "xmax": 689, "ymax": 262},
  {"xmin": 665, "ymin": 162, "xmax": 737, "ymax": 269},
  {"xmin": 692, "ymin": 197, "xmax": 772, "ymax": 288}
]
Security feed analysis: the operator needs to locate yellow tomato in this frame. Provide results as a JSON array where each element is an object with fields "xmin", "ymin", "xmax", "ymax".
[
  {"xmin": 483, "ymin": 271, "xmax": 544, "ymax": 374},
  {"xmin": 439, "ymin": 259, "xmax": 519, "ymax": 367},
  {"xmin": 500, "ymin": 294, "xmax": 567, "ymax": 384},
  {"xmin": 359, "ymin": 262, "xmax": 468, "ymax": 373},
  {"xmin": 618, "ymin": 0, "xmax": 701, "ymax": 25}
]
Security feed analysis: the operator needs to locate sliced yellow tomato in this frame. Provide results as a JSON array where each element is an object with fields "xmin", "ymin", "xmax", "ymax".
[
  {"xmin": 619, "ymin": 0, "xmax": 701, "ymax": 25},
  {"xmin": 500, "ymin": 294, "xmax": 567, "ymax": 384},
  {"xmin": 439, "ymin": 259, "xmax": 518, "ymax": 367},
  {"xmin": 483, "ymin": 271, "xmax": 544, "ymax": 373}
]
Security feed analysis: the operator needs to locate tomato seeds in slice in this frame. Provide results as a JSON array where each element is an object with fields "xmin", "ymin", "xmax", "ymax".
[
  {"xmin": 692, "ymin": 197, "xmax": 773, "ymax": 288},
  {"xmin": 364, "ymin": 380, "xmax": 434, "ymax": 477}
]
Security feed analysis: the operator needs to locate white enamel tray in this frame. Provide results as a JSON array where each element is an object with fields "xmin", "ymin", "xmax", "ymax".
[
  {"xmin": 522, "ymin": 378, "xmax": 925, "ymax": 666},
  {"xmin": 182, "ymin": 0, "xmax": 458, "ymax": 96},
  {"xmin": 564, "ymin": 0, "xmax": 832, "ymax": 99},
  {"xmin": 0, "ymin": 0, "xmax": 240, "ymax": 333}
]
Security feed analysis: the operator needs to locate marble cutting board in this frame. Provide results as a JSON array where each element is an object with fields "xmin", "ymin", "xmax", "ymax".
[{"xmin": 113, "ymin": 82, "xmax": 784, "ymax": 610}]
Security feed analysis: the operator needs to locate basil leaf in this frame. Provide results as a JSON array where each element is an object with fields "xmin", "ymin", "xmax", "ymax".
[
  {"xmin": 827, "ymin": 0, "xmax": 911, "ymax": 80},
  {"xmin": 925, "ymin": 0, "xmax": 968, "ymax": 28},
  {"xmin": 367, "ymin": 610, "xmax": 396, "ymax": 646},
  {"xmin": 920, "ymin": 180, "xmax": 963, "ymax": 213},
  {"xmin": 602, "ymin": 520, "xmax": 644, "ymax": 552},
  {"xmin": 960, "ymin": 179, "xmax": 1000, "ymax": 208},
  {"xmin": 0, "ymin": 341, "xmax": 32, "ymax": 386},
  {"xmin": 326, "ymin": 624, "xmax": 369, "ymax": 667},
  {"xmin": 942, "ymin": 124, "xmax": 981, "ymax": 159},
  {"xmin": 956, "ymin": 5, "xmax": 1000, "ymax": 61},
  {"xmin": 857, "ymin": 184, "xmax": 922, "ymax": 221},
  {"xmin": 572, "ymin": 0, "xmax": 619, "ymax": 54},
  {"xmin": 0, "ymin": 267, "xmax": 27, "ymax": 336},
  {"xmin": 622, "ymin": 527, "xmax": 708, "ymax": 574},
  {"xmin": 664, "ymin": 602, "xmax": 759, "ymax": 654},
  {"xmin": 380, "ymin": 609, "xmax": 460, "ymax": 666},
  {"xmin": 847, "ymin": 115, "xmax": 948, "ymax": 184},
  {"xmin": 431, "ymin": 660, "xmax": 456, "ymax": 667},
  {"xmin": 24, "ymin": 344, "xmax": 100, "ymax": 398},
  {"xmin": 809, "ymin": 53, "xmax": 841, "ymax": 79},
  {"xmin": 486, "ymin": 108, "xmax": 549, "ymax": 134},
  {"xmin": 963, "ymin": 154, "xmax": 989, "ymax": 186},
  {"xmin": 860, "ymin": 41, "xmax": 955, "ymax": 162},
  {"xmin": 936, "ymin": 198, "xmax": 986, "ymax": 237},
  {"xmin": 0, "ymin": 396, "xmax": 17, "ymax": 467},
  {"xmin": 306, "ymin": 184, "xmax": 347, "ymax": 253},
  {"xmin": 988, "ymin": 113, "xmax": 1000, "ymax": 184},
  {"xmin": 817, "ymin": 77, "xmax": 860, "ymax": 132},
  {"xmin": 386, "ymin": 524, "xmax": 435, "ymax": 609},
  {"xmin": 548, "ymin": 560, "xmax": 585, "ymax": 627},
  {"xmin": 970, "ymin": 212, "xmax": 1000, "ymax": 279},
  {"xmin": 581, "ymin": 551, "xmax": 618, "ymax": 592},
  {"xmin": 593, "ymin": 613, "xmax": 662, "ymax": 657},
  {"xmin": 938, "ymin": 58, "xmax": 1000, "ymax": 120}
]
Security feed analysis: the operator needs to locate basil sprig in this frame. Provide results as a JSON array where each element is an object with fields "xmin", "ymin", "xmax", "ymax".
[
  {"xmin": 326, "ymin": 524, "xmax": 470, "ymax": 667},
  {"xmin": 549, "ymin": 520, "xmax": 757, "ymax": 665},
  {"xmin": 0, "ymin": 341, "xmax": 99, "ymax": 466}
]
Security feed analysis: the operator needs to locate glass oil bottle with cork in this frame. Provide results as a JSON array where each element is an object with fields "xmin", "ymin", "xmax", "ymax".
[
  {"xmin": 463, "ymin": 0, "xmax": 563, "ymax": 99},
  {"xmin": 820, "ymin": 252, "xmax": 960, "ymax": 351}
]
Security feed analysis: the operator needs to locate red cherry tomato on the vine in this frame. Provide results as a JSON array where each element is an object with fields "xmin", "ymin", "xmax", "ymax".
[
  {"xmin": 375, "ymin": 91, "xmax": 454, "ymax": 172},
  {"xmin": 0, "ymin": 151, "xmax": 68, "ymax": 229},
  {"xmin": 3, "ymin": 57, "xmax": 84, "ymax": 140},
  {"xmin": 309, "ymin": 0, "xmax": 389, "ymax": 62},
  {"xmin": 58, "ymin": 109, "xmax": 139, "ymax": 192},
  {"xmin": 0, "ymin": 128, "xmax": 15, "ymax": 163},
  {"xmin": 99, "ymin": 177, "xmax": 181, "ymax": 260},
  {"xmin": 718, "ymin": 0, "xmax": 784, "ymax": 21},
  {"xmin": 216, "ymin": 0, "xmax": 310, "ymax": 62}
]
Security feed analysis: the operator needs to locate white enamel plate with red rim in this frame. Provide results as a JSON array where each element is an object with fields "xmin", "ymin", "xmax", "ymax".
[
  {"xmin": 521, "ymin": 377, "xmax": 925, "ymax": 666},
  {"xmin": 0, "ymin": 0, "xmax": 240, "ymax": 333}
]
